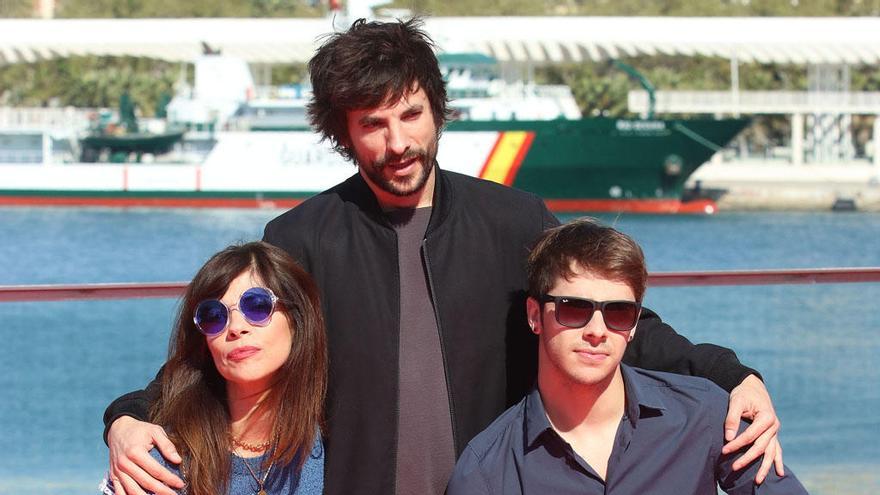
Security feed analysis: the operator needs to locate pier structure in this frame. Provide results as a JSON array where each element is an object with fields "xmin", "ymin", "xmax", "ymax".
[
  {"xmin": 630, "ymin": 84, "xmax": 880, "ymax": 209},
  {"xmin": 628, "ymin": 83, "xmax": 880, "ymax": 211},
  {"xmin": 628, "ymin": 82, "xmax": 880, "ymax": 168}
]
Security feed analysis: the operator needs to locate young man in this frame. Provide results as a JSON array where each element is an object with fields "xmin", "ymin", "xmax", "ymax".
[
  {"xmin": 447, "ymin": 219, "xmax": 807, "ymax": 494},
  {"xmin": 104, "ymin": 19, "xmax": 783, "ymax": 495}
]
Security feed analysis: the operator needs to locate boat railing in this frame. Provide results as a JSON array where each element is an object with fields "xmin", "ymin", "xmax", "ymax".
[
  {"xmin": 528, "ymin": 84, "xmax": 580, "ymax": 99},
  {"xmin": 252, "ymin": 84, "xmax": 311, "ymax": 100},
  {"xmin": 628, "ymin": 90, "xmax": 880, "ymax": 115},
  {"xmin": 2, "ymin": 267, "xmax": 879, "ymax": 303}
]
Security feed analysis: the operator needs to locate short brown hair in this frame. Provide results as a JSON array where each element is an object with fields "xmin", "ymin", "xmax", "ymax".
[
  {"xmin": 528, "ymin": 218, "xmax": 648, "ymax": 302},
  {"xmin": 307, "ymin": 17, "xmax": 452, "ymax": 161},
  {"xmin": 151, "ymin": 242, "xmax": 327, "ymax": 494}
]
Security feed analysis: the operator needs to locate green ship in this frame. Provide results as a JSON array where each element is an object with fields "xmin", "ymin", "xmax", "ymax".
[
  {"xmin": 0, "ymin": 54, "xmax": 748, "ymax": 213},
  {"xmin": 447, "ymin": 118, "xmax": 748, "ymax": 214}
]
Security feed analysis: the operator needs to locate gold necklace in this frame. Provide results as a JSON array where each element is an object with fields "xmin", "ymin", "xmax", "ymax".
[
  {"xmin": 240, "ymin": 456, "xmax": 274, "ymax": 495},
  {"xmin": 231, "ymin": 436, "xmax": 271, "ymax": 453}
]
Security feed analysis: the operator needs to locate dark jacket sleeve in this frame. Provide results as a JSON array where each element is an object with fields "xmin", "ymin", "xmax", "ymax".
[
  {"xmin": 102, "ymin": 367, "xmax": 163, "ymax": 444},
  {"xmin": 263, "ymin": 215, "xmax": 317, "ymax": 276},
  {"xmin": 622, "ymin": 308, "xmax": 760, "ymax": 392},
  {"xmin": 541, "ymin": 201, "xmax": 561, "ymax": 230}
]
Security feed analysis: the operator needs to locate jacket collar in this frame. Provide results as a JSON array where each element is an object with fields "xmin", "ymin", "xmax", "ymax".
[
  {"xmin": 346, "ymin": 161, "xmax": 452, "ymax": 232},
  {"xmin": 426, "ymin": 162, "xmax": 453, "ymax": 235}
]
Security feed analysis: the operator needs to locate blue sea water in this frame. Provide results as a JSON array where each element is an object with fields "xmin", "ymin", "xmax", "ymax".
[{"xmin": 0, "ymin": 207, "xmax": 878, "ymax": 494}]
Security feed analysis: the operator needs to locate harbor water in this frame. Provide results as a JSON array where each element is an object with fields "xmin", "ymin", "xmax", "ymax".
[{"xmin": 0, "ymin": 207, "xmax": 878, "ymax": 494}]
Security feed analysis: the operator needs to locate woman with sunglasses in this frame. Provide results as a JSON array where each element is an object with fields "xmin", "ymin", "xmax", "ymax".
[{"xmin": 103, "ymin": 241, "xmax": 326, "ymax": 495}]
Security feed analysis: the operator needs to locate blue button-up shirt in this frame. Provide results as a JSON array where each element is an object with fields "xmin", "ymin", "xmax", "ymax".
[{"xmin": 447, "ymin": 365, "xmax": 806, "ymax": 495}]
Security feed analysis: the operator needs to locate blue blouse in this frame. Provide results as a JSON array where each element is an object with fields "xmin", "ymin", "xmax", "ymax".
[{"xmin": 102, "ymin": 434, "xmax": 323, "ymax": 495}]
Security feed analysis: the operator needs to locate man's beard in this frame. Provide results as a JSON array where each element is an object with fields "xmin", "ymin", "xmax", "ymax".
[{"xmin": 357, "ymin": 135, "xmax": 438, "ymax": 198}]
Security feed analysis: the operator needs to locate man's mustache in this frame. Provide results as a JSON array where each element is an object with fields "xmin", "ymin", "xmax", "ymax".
[{"xmin": 374, "ymin": 148, "xmax": 427, "ymax": 168}]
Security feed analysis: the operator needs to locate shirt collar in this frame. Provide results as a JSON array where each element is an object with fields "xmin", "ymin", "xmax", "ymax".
[
  {"xmin": 620, "ymin": 364, "xmax": 667, "ymax": 427},
  {"xmin": 524, "ymin": 364, "xmax": 668, "ymax": 448},
  {"xmin": 524, "ymin": 387, "xmax": 554, "ymax": 449}
]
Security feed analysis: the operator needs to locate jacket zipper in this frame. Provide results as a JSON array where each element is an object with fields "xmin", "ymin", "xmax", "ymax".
[
  {"xmin": 390, "ymin": 227, "xmax": 401, "ymax": 493},
  {"xmin": 420, "ymin": 237, "xmax": 459, "ymax": 450}
]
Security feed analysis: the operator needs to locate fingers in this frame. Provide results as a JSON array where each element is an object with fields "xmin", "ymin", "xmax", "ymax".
[
  {"xmin": 107, "ymin": 417, "xmax": 185, "ymax": 495},
  {"xmin": 752, "ymin": 438, "xmax": 778, "ymax": 484},
  {"xmin": 109, "ymin": 471, "xmax": 127, "ymax": 495},
  {"xmin": 110, "ymin": 469, "xmax": 146, "ymax": 495},
  {"xmin": 138, "ymin": 426, "xmax": 184, "ymax": 489},
  {"xmin": 774, "ymin": 442, "xmax": 785, "ymax": 477},
  {"xmin": 724, "ymin": 375, "xmax": 786, "ymax": 483},
  {"xmin": 725, "ymin": 415, "xmax": 780, "ymax": 472},
  {"xmin": 723, "ymin": 399, "xmax": 746, "ymax": 442},
  {"xmin": 118, "ymin": 471, "xmax": 146, "ymax": 495},
  {"xmin": 152, "ymin": 426, "xmax": 182, "ymax": 465},
  {"xmin": 116, "ymin": 454, "xmax": 180, "ymax": 495},
  {"xmin": 722, "ymin": 418, "xmax": 760, "ymax": 454},
  {"xmin": 722, "ymin": 410, "xmax": 778, "ymax": 455}
]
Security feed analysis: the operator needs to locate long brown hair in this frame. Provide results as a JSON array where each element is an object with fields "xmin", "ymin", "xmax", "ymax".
[{"xmin": 150, "ymin": 241, "xmax": 327, "ymax": 495}]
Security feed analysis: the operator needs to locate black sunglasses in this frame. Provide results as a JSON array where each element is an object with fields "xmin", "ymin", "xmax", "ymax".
[
  {"xmin": 193, "ymin": 287, "xmax": 278, "ymax": 337},
  {"xmin": 537, "ymin": 295, "xmax": 641, "ymax": 332}
]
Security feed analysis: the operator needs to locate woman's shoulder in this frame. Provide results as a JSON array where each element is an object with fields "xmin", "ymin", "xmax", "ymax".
[
  {"xmin": 149, "ymin": 447, "xmax": 185, "ymax": 477},
  {"xmin": 308, "ymin": 432, "xmax": 324, "ymax": 458},
  {"xmin": 287, "ymin": 433, "xmax": 325, "ymax": 495}
]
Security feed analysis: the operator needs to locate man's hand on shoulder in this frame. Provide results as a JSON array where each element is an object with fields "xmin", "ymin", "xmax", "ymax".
[
  {"xmin": 108, "ymin": 416, "xmax": 185, "ymax": 495},
  {"xmin": 722, "ymin": 374, "xmax": 785, "ymax": 484}
]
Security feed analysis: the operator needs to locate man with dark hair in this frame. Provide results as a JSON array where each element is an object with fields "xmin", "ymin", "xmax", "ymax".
[
  {"xmin": 447, "ymin": 218, "xmax": 806, "ymax": 494},
  {"xmin": 104, "ymin": 18, "xmax": 783, "ymax": 495}
]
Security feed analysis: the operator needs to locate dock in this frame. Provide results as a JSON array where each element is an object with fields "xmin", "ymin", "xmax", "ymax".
[{"xmin": 688, "ymin": 161, "xmax": 880, "ymax": 212}]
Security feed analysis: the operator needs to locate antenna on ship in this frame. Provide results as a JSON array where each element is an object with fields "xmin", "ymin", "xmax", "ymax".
[{"xmin": 611, "ymin": 59, "xmax": 656, "ymax": 120}]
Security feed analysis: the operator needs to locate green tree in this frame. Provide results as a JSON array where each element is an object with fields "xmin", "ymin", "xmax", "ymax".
[
  {"xmin": 56, "ymin": 0, "xmax": 323, "ymax": 17},
  {"xmin": 0, "ymin": 0, "xmax": 32, "ymax": 17},
  {"xmin": 0, "ymin": 56, "xmax": 177, "ymax": 116},
  {"xmin": 270, "ymin": 64, "xmax": 310, "ymax": 85},
  {"xmin": 392, "ymin": 0, "xmax": 553, "ymax": 16},
  {"xmin": 538, "ymin": 62, "xmax": 631, "ymax": 117}
]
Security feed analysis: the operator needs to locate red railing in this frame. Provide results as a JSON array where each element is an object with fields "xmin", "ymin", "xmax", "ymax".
[
  {"xmin": 0, "ymin": 282, "xmax": 187, "ymax": 302},
  {"xmin": 1, "ymin": 267, "xmax": 879, "ymax": 302},
  {"xmin": 648, "ymin": 267, "xmax": 880, "ymax": 287}
]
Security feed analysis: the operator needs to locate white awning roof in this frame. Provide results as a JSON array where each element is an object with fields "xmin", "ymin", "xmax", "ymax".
[
  {"xmin": 0, "ymin": 18, "xmax": 332, "ymax": 65},
  {"xmin": 1, "ymin": 16, "xmax": 879, "ymax": 66},
  {"xmin": 426, "ymin": 17, "xmax": 880, "ymax": 65}
]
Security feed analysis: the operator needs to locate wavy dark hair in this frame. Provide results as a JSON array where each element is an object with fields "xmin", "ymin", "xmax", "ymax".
[
  {"xmin": 528, "ymin": 218, "xmax": 648, "ymax": 302},
  {"xmin": 307, "ymin": 16, "xmax": 452, "ymax": 161},
  {"xmin": 150, "ymin": 242, "xmax": 327, "ymax": 495}
]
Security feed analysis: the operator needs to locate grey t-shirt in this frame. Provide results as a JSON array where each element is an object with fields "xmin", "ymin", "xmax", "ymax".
[{"xmin": 388, "ymin": 207, "xmax": 456, "ymax": 495}]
